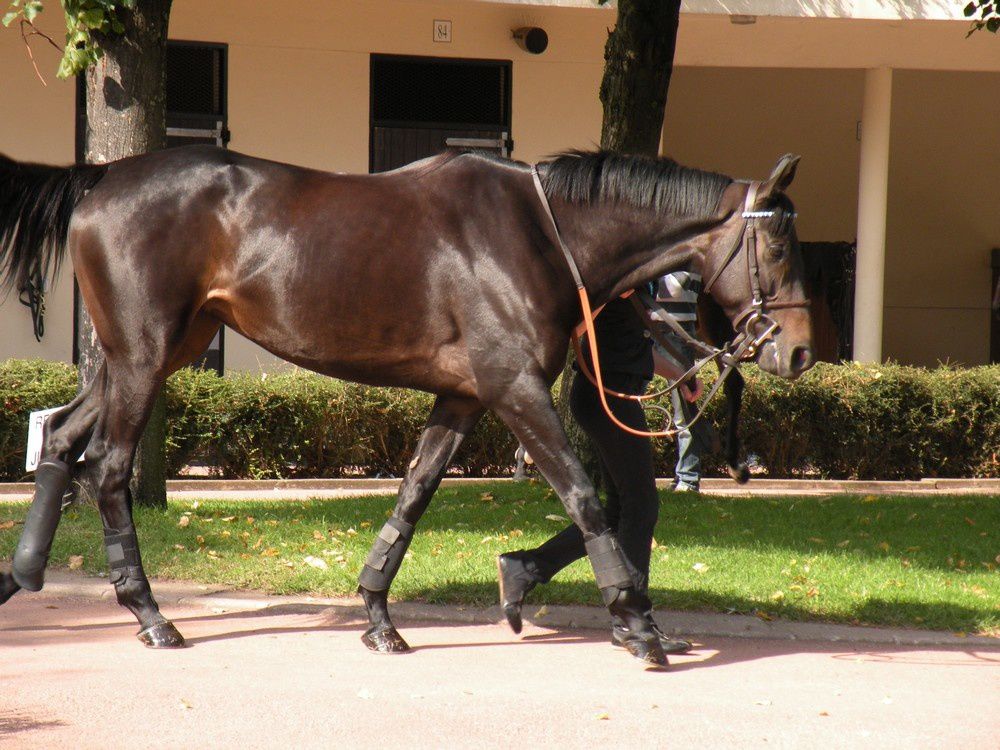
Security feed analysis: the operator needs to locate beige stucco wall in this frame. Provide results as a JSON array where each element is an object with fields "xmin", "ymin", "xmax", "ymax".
[
  {"xmin": 0, "ymin": 14, "xmax": 77, "ymax": 365},
  {"xmin": 1, "ymin": 1, "xmax": 998, "ymax": 372},
  {"xmin": 662, "ymin": 66, "xmax": 863, "ymax": 245},
  {"xmin": 882, "ymin": 69, "xmax": 1000, "ymax": 366}
]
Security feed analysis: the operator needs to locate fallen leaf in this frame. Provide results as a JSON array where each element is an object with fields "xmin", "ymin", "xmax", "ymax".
[
  {"xmin": 819, "ymin": 711, "xmax": 830, "ymax": 717},
  {"xmin": 173, "ymin": 544, "xmax": 186, "ymax": 551},
  {"xmin": 836, "ymin": 540, "xmax": 850, "ymax": 548},
  {"xmin": 770, "ymin": 591, "xmax": 785, "ymax": 601},
  {"xmin": 68, "ymin": 555, "xmax": 83, "ymax": 570},
  {"xmin": 177, "ymin": 516, "xmax": 190, "ymax": 528},
  {"xmin": 755, "ymin": 699, "xmax": 772, "ymax": 706},
  {"xmin": 877, "ymin": 541, "xmax": 891, "ymax": 552},
  {"xmin": 544, "ymin": 514, "xmax": 567, "ymax": 522},
  {"xmin": 534, "ymin": 605, "xmax": 549, "ymax": 618},
  {"xmin": 692, "ymin": 562, "xmax": 708, "ymax": 573},
  {"xmin": 964, "ymin": 517, "xmax": 976, "ymax": 526},
  {"xmin": 221, "ymin": 516, "xmax": 236, "ymax": 522},
  {"xmin": 179, "ymin": 698, "xmax": 193, "ymax": 710},
  {"xmin": 313, "ymin": 530, "xmax": 325, "ymax": 541},
  {"xmin": 0, "ymin": 520, "xmax": 16, "ymax": 530},
  {"xmin": 304, "ymin": 555, "xmax": 328, "ymax": 570},
  {"xmin": 595, "ymin": 713, "xmax": 610, "ymax": 721}
]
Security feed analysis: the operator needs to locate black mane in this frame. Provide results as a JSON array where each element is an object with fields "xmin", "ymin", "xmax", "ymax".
[{"xmin": 541, "ymin": 150, "xmax": 732, "ymax": 218}]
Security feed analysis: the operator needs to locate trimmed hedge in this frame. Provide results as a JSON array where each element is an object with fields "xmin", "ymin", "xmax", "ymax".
[{"xmin": 1, "ymin": 359, "xmax": 997, "ymax": 481}]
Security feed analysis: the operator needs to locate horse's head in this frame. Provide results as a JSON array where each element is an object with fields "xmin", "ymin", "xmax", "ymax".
[{"xmin": 702, "ymin": 154, "xmax": 814, "ymax": 380}]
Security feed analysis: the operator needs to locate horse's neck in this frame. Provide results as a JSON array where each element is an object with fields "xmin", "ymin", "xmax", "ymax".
[{"xmin": 564, "ymin": 202, "xmax": 722, "ymax": 306}]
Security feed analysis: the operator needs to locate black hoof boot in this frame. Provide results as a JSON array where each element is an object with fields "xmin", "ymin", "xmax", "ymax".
[
  {"xmin": 496, "ymin": 552, "xmax": 541, "ymax": 634},
  {"xmin": 620, "ymin": 633, "xmax": 669, "ymax": 667},
  {"xmin": 138, "ymin": 621, "xmax": 186, "ymax": 649},
  {"xmin": 728, "ymin": 462, "xmax": 751, "ymax": 484},
  {"xmin": 612, "ymin": 614, "xmax": 692, "ymax": 655},
  {"xmin": 607, "ymin": 590, "xmax": 668, "ymax": 667},
  {"xmin": 361, "ymin": 625, "xmax": 411, "ymax": 654},
  {"xmin": 0, "ymin": 572, "xmax": 21, "ymax": 605}
]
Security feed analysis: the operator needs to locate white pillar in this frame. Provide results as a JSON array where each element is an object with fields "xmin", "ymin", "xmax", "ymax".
[{"xmin": 853, "ymin": 67, "xmax": 893, "ymax": 363}]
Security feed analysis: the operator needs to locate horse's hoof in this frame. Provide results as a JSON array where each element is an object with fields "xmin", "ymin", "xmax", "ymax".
[
  {"xmin": 137, "ymin": 621, "xmax": 186, "ymax": 649},
  {"xmin": 0, "ymin": 573, "xmax": 21, "ymax": 605},
  {"xmin": 728, "ymin": 463, "xmax": 751, "ymax": 484},
  {"xmin": 620, "ymin": 635, "xmax": 669, "ymax": 667},
  {"xmin": 361, "ymin": 626, "xmax": 411, "ymax": 654}
]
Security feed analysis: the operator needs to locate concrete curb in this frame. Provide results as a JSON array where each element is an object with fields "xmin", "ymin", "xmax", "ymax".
[
  {"xmin": 2, "ymin": 476, "xmax": 1000, "ymax": 502},
  {"xmin": 30, "ymin": 570, "xmax": 1000, "ymax": 649}
]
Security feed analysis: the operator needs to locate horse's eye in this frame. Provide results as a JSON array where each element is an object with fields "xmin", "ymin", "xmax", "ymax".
[{"xmin": 767, "ymin": 244, "xmax": 785, "ymax": 262}]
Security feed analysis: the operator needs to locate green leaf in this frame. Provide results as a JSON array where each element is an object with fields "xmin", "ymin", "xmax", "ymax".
[
  {"xmin": 1, "ymin": 11, "xmax": 19, "ymax": 26},
  {"xmin": 964, "ymin": 1, "xmax": 978, "ymax": 16},
  {"xmin": 78, "ymin": 8, "xmax": 105, "ymax": 29},
  {"xmin": 987, "ymin": 17, "xmax": 1000, "ymax": 31},
  {"xmin": 23, "ymin": 2, "xmax": 39, "ymax": 22}
]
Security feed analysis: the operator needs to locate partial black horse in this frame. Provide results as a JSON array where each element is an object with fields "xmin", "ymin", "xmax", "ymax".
[{"xmin": 0, "ymin": 147, "xmax": 812, "ymax": 666}]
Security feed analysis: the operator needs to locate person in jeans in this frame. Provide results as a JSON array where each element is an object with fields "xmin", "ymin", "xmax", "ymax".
[
  {"xmin": 657, "ymin": 271, "xmax": 714, "ymax": 493},
  {"xmin": 497, "ymin": 291, "xmax": 700, "ymax": 655}
]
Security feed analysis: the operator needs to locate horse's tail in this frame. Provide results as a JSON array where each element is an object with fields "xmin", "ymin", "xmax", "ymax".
[{"xmin": 0, "ymin": 154, "xmax": 109, "ymax": 295}]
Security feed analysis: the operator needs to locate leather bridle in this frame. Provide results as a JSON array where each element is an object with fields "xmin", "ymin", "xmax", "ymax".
[
  {"xmin": 530, "ymin": 167, "xmax": 809, "ymax": 439},
  {"xmin": 703, "ymin": 181, "xmax": 811, "ymax": 361}
]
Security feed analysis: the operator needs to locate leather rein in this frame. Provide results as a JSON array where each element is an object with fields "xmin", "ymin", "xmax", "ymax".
[{"xmin": 529, "ymin": 166, "xmax": 809, "ymax": 439}]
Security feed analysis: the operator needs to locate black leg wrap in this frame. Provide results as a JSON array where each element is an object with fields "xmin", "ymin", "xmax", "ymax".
[
  {"xmin": 11, "ymin": 459, "xmax": 71, "ymax": 591},
  {"xmin": 358, "ymin": 517, "xmax": 415, "ymax": 592},
  {"xmin": 584, "ymin": 532, "xmax": 636, "ymax": 606},
  {"xmin": 105, "ymin": 529, "xmax": 150, "ymax": 591}
]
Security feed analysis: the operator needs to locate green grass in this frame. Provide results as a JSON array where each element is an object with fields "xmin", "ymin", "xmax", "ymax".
[{"xmin": 2, "ymin": 483, "xmax": 998, "ymax": 634}]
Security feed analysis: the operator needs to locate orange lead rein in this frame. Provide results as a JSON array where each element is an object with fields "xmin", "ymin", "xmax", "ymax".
[{"xmin": 572, "ymin": 286, "xmax": 683, "ymax": 438}]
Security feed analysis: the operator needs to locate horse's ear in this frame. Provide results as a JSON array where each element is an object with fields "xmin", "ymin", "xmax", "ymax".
[{"xmin": 757, "ymin": 154, "xmax": 800, "ymax": 204}]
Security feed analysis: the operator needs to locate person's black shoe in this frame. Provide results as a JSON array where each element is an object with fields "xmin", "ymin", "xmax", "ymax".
[
  {"xmin": 497, "ymin": 551, "xmax": 541, "ymax": 634},
  {"xmin": 611, "ymin": 612, "xmax": 693, "ymax": 655}
]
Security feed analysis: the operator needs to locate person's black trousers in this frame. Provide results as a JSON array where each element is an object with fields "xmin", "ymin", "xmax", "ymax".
[{"xmin": 528, "ymin": 370, "xmax": 659, "ymax": 594}]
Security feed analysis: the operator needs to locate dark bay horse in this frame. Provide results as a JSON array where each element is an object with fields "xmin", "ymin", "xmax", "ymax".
[{"xmin": 0, "ymin": 147, "xmax": 813, "ymax": 666}]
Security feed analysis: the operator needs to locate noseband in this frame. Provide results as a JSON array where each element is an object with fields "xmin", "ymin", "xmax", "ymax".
[{"xmin": 702, "ymin": 181, "xmax": 811, "ymax": 360}]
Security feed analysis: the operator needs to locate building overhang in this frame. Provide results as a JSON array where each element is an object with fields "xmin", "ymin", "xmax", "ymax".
[{"xmin": 475, "ymin": 0, "xmax": 971, "ymax": 22}]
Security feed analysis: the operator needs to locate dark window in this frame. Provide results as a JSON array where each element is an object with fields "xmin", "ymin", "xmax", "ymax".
[
  {"xmin": 371, "ymin": 55, "xmax": 509, "ymax": 129},
  {"xmin": 369, "ymin": 55, "xmax": 512, "ymax": 174},
  {"xmin": 167, "ymin": 44, "xmax": 225, "ymax": 117}
]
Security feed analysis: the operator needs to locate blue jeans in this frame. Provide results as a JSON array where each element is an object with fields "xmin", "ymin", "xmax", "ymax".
[{"xmin": 670, "ymin": 387, "xmax": 702, "ymax": 486}]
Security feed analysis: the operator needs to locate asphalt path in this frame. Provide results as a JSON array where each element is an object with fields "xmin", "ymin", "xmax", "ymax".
[{"xmin": 2, "ymin": 590, "xmax": 998, "ymax": 749}]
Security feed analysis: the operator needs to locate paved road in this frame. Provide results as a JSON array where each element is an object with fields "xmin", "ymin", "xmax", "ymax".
[{"xmin": 2, "ymin": 591, "xmax": 998, "ymax": 749}]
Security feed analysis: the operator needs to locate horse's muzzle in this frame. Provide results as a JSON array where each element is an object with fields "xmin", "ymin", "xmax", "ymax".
[{"xmin": 756, "ymin": 340, "xmax": 815, "ymax": 380}]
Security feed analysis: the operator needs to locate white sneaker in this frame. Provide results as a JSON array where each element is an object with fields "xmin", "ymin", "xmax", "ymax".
[{"xmin": 672, "ymin": 481, "xmax": 699, "ymax": 493}]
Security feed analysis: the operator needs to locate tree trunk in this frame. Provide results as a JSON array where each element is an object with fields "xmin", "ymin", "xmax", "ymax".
[
  {"xmin": 77, "ymin": 0, "xmax": 173, "ymax": 509},
  {"xmin": 554, "ymin": 0, "xmax": 682, "ymax": 478}
]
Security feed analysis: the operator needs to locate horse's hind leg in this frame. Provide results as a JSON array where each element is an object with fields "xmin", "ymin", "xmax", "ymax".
[
  {"xmin": 4, "ymin": 366, "xmax": 107, "ymax": 601},
  {"xmin": 86, "ymin": 364, "xmax": 184, "ymax": 648},
  {"xmin": 358, "ymin": 395, "xmax": 483, "ymax": 654},
  {"xmin": 492, "ymin": 379, "xmax": 667, "ymax": 666}
]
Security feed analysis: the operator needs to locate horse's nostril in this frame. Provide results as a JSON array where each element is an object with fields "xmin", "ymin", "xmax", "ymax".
[{"xmin": 790, "ymin": 345, "xmax": 814, "ymax": 373}]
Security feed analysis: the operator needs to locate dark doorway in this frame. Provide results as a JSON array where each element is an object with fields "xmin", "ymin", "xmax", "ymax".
[
  {"xmin": 991, "ymin": 248, "xmax": 1000, "ymax": 365},
  {"xmin": 74, "ymin": 40, "xmax": 229, "ymax": 374},
  {"xmin": 800, "ymin": 241, "xmax": 856, "ymax": 363},
  {"xmin": 370, "ymin": 54, "xmax": 512, "ymax": 173}
]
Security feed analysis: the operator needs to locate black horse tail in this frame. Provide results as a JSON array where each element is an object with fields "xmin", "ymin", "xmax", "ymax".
[{"xmin": 0, "ymin": 153, "xmax": 109, "ymax": 296}]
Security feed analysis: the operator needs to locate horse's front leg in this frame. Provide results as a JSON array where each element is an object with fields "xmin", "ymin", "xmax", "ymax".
[
  {"xmin": 358, "ymin": 396, "xmax": 483, "ymax": 654},
  {"xmin": 723, "ymin": 368, "xmax": 750, "ymax": 484},
  {"xmin": 491, "ymin": 378, "xmax": 668, "ymax": 667}
]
